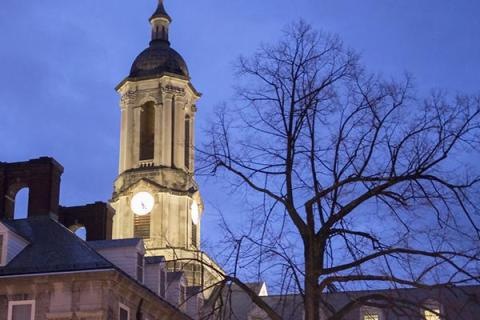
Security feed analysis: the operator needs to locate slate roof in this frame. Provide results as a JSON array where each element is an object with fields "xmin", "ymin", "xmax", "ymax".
[
  {"xmin": 220, "ymin": 285, "xmax": 480, "ymax": 320},
  {"xmin": 0, "ymin": 216, "xmax": 113, "ymax": 276},
  {"xmin": 146, "ymin": 256, "xmax": 166, "ymax": 264},
  {"xmin": 88, "ymin": 238, "xmax": 142, "ymax": 250},
  {"xmin": 129, "ymin": 41, "xmax": 189, "ymax": 79}
]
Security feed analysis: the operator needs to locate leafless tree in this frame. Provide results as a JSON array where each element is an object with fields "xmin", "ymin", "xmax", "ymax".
[{"xmin": 197, "ymin": 20, "xmax": 480, "ymax": 320}]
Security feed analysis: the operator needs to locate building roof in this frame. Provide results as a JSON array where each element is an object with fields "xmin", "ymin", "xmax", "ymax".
[
  {"xmin": 0, "ymin": 216, "xmax": 192, "ymax": 319},
  {"xmin": 129, "ymin": 41, "xmax": 189, "ymax": 79},
  {"xmin": 146, "ymin": 256, "xmax": 166, "ymax": 264},
  {"xmin": 218, "ymin": 285, "xmax": 480, "ymax": 320},
  {"xmin": 127, "ymin": 0, "xmax": 189, "ymax": 80},
  {"xmin": 0, "ymin": 216, "xmax": 113, "ymax": 276},
  {"xmin": 88, "ymin": 238, "xmax": 142, "ymax": 250}
]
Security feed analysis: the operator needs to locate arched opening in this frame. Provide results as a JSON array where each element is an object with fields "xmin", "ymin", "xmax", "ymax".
[
  {"xmin": 184, "ymin": 115, "xmax": 191, "ymax": 169},
  {"xmin": 140, "ymin": 102, "xmax": 155, "ymax": 161},
  {"xmin": 171, "ymin": 97, "xmax": 176, "ymax": 166},
  {"xmin": 14, "ymin": 188, "xmax": 29, "ymax": 220},
  {"xmin": 69, "ymin": 224, "xmax": 87, "ymax": 241}
]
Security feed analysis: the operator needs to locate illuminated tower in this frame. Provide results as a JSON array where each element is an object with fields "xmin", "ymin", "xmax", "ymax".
[{"xmin": 110, "ymin": 0, "xmax": 222, "ymax": 288}]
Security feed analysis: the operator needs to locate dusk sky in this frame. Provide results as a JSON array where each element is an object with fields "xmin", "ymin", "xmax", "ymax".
[{"xmin": 0, "ymin": 0, "xmax": 479, "ymax": 246}]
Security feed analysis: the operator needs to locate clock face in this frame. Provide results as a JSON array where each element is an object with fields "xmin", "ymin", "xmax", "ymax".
[
  {"xmin": 131, "ymin": 192, "xmax": 155, "ymax": 216},
  {"xmin": 191, "ymin": 200, "xmax": 200, "ymax": 225}
]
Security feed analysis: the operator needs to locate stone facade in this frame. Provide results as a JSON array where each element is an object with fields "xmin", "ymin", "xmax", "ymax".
[{"xmin": 0, "ymin": 271, "xmax": 190, "ymax": 320}]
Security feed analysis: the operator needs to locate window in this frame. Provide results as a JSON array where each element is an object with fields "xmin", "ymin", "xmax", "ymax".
[
  {"xmin": 361, "ymin": 307, "xmax": 382, "ymax": 320},
  {"xmin": 192, "ymin": 222, "xmax": 197, "ymax": 247},
  {"xmin": 119, "ymin": 304, "xmax": 129, "ymax": 320},
  {"xmin": 171, "ymin": 97, "xmax": 175, "ymax": 166},
  {"xmin": 184, "ymin": 115, "xmax": 191, "ymax": 169},
  {"xmin": 424, "ymin": 308, "xmax": 441, "ymax": 320},
  {"xmin": 8, "ymin": 300, "xmax": 35, "ymax": 320},
  {"xmin": 364, "ymin": 314, "xmax": 379, "ymax": 320},
  {"xmin": 137, "ymin": 253, "xmax": 144, "ymax": 283},
  {"xmin": 139, "ymin": 102, "xmax": 155, "ymax": 161},
  {"xmin": 423, "ymin": 300, "xmax": 442, "ymax": 320}
]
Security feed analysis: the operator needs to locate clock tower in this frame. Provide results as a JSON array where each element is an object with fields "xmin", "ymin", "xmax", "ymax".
[{"xmin": 110, "ymin": 0, "xmax": 222, "ymax": 288}]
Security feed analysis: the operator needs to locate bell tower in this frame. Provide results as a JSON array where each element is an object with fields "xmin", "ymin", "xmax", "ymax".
[{"xmin": 110, "ymin": 0, "xmax": 222, "ymax": 288}]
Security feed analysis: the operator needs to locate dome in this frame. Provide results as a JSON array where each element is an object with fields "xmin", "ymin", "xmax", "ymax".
[{"xmin": 129, "ymin": 40, "xmax": 189, "ymax": 79}]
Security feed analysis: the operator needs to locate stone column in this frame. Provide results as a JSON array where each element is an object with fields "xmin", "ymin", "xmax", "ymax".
[
  {"xmin": 162, "ymin": 94, "xmax": 173, "ymax": 167},
  {"xmin": 118, "ymin": 105, "xmax": 127, "ymax": 173},
  {"xmin": 125, "ymin": 105, "xmax": 134, "ymax": 171},
  {"xmin": 154, "ymin": 102, "xmax": 163, "ymax": 166},
  {"xmin": 174, "ymin": 97, "xmax": 186, "ymax": 169},
  {"xmin": 190, "ymin": 108, "xmax": 196, "ymax": 173}
]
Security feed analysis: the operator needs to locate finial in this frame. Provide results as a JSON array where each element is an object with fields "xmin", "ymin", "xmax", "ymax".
[{"xmin": 150, "ymin": 0, "xmax": 172, "ymax": 23}]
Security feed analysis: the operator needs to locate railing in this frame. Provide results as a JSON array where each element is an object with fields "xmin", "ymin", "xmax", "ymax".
[{"xmin": 138, "ymin": 160, "xmax": 155, "ymax": 168}]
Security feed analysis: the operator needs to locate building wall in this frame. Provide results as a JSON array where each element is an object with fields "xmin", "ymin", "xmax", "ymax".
[{"xmin": 0, "ymin": 270, "xmax": 189, "ymax": 320}]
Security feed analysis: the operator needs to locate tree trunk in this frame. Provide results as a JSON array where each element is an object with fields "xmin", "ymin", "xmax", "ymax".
[{"xmin": 304, "ymin": 242, "xmax": 320, "ymax": 320}]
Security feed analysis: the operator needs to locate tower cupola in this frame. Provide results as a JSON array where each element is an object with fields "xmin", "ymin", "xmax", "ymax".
[
  {"xmin": 150, "ymin": 0, "xmax": 171, "ymax": 43},
  {"xmin": 111, "ymin": 0, "xmax": 224, "ymax": 290},
  {"xmin": 126, "ymin": 0, "xmax": 189, "ymax": 80}
]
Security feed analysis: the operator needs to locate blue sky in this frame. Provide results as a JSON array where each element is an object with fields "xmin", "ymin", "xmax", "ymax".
[{"xmin": 0, "ymin": 0, "xmax": 479, "ymax": 246}]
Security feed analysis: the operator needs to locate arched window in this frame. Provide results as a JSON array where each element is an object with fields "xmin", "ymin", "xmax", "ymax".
[
  {"xmin": 423, "ymin": 300, "xmax": 442, "ymax": 320},
  {"xmin": 140, "ymin": 102, "xmax": 155, "ymax": 161},
  {"xmin": 184, "ymin": 115, "xmax": 191, "ymax": 169},
  {"xmin": 69, "ymin": 224, "xmax": 87, "ymax": 241},
  {"xmin": 171, "ymin": 97, "xmax": 176, "ymax": 166},
  {"xmin": 14, "ymin": 188, "xmax": 29, "ymax": 219}
]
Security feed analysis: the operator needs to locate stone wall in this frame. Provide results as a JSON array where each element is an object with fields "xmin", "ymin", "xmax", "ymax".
[{"xmin": 0, "ymin": 270, "xmax": 190, "ymax": 320}]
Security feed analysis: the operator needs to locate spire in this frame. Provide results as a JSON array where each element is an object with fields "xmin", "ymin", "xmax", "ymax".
[
  {"xmin": 149, "ymin": 0, "xmax": 171, "ymax": 43},
  {"xmin": 150, "ymin": 0, "xmax": 172, "ymax": 23}
]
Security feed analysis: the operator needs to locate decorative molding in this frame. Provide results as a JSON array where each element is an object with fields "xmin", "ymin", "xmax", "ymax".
[{"xmin": 161, "ymin": 85, "xmax": 186, "ymax": 96}]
